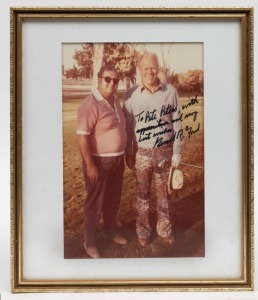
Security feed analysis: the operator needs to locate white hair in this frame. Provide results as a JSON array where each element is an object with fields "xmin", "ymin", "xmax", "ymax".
[{"xmin": 138, "ymin": 52, "xmax": 159, "ymax": 67}]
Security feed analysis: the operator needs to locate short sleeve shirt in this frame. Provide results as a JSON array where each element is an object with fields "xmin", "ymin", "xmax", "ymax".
[{"xmin": 77, "ymin": 89, "xmax": 127, "ymax": 156}]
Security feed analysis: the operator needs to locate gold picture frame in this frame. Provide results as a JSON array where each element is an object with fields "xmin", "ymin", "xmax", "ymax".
[{"xmin": 10, "ymin": 7, "xmax": 254, "ymax": 292}]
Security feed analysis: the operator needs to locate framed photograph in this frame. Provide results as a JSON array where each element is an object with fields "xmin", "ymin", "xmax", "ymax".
[
  {"xmin": 62, "ymin": 41, "xmax": 204, "ymax": 260},
  {"xmin": 11, "ymin": 7, "xmax": 254, "ymax": 292}
]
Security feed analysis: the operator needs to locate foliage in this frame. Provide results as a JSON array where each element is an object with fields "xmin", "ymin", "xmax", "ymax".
[
  {"xmin": 63, "ymin": 43, "xmax": 138, "ymax": 84},
  {"xmin": 63, "ymin": 43, "xmax": 203, "ymax": 93},
  {"xmin": 64, "ymin": 65, "xmax": 80, "ymax": 80},
  {"xmin": 170, "ymin": 70, "xmax": 204, "ymax": 95},
  {"xmin": 103, "ymin": 43, "xmax": 138, "ymax": 84}
]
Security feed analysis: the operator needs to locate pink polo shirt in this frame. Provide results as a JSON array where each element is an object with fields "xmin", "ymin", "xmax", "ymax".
[{"xmin": 77, "ymin": 89, "xmax": 127, "ymax": 156}]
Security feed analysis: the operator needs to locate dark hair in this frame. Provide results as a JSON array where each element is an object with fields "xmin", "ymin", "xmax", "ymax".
[{"xmin": 97, "ymin": 65, "xmax": 119, "ymax": 78}]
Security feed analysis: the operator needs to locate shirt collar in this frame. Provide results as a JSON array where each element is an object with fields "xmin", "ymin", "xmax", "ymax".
[
  {"xmin": 93, "ymin": 88, "xmax": 105, "ymax": 101},
  {"xmin": 93, "ymin": 88, "xmax": 117, "ymax": 103},
  {"xmin": 93, "ymin": 88, "xmax": 118, "ymax": 112},
  {"xmin": 140, "ymin": 79, "xmax": 164, "ymax": 94}
]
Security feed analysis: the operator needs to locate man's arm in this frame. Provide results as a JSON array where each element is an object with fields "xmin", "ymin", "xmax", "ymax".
[
  {"xmin": 77, "ymin": 135, "xmax": 99, "ymax": 182},
  {"xmin": 171, "ymin": 89, "xmax": 184, "ymax": 167},
  {"xmin": 124, "ymin": 96, "xmax": 135, "ymax": 169},
  {"xmin": 172, "ymin": 89, "xmax": 184, "ymax": 154}
]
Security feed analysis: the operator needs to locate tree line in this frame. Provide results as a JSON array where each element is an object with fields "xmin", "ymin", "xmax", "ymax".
[{"xmin": 62, "ymin": 43, "xmax": 203, "ymax": 94}]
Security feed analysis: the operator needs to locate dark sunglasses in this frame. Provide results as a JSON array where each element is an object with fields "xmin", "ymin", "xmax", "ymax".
[{"xmin": 100, "ymin": 76, "xmax": 119, "ymax": 85}]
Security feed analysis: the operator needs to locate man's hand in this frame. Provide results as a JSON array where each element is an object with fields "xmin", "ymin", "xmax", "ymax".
[
  {"xmin": 172, "ymin": 154, "xmax": 181, "ymax": 168},
  {"xmin": 77, "ymin": 135, "xmax": 99, "ymax": 182},
  {"xmin": 126, "ymin": 155, "xmax": 135, "ymax": 169},
  {"xmin": 86, "ymin": 163, "xmax": 99, "ymax": 182}
]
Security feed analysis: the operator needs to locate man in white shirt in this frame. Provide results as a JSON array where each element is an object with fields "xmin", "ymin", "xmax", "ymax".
[{"xmin": 124, "ymin": 53, "xmax": 183, "ymax": 247}]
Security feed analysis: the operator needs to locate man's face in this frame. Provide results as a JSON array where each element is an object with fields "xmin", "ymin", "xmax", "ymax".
[
  {"xmin": 98, "ymin": 70, "xmax": 119, "ymax": 98},
  {"xmin": 139, "ymin": 56, "xmax": 159, "ymax": 87}
]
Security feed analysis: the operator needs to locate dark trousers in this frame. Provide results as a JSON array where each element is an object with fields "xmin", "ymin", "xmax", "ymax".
[{"xmin": 83, "ymin": 155, "xmax": 125, "ymax": 247}]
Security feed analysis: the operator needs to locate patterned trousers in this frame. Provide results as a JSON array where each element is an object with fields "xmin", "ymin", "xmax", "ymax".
[{"xmin": 135, "ymin": 146, "xmax": 172, "ymax": 239}]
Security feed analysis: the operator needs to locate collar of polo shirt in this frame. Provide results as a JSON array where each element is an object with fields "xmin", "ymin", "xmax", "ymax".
[
  {"xmin": 93, "ymin": 88, "xmax": 119, "ymax": 117},
  {"xmin": 93, "ymin": 88, "xmax": 118, "ymax": 104},
  {"xmin": 140, "ymin": 78, "xmax": 164, "ymax": 94},
  {"xmin": 93, "ymin": 88, "xmax": 107, "ymax": 101}
]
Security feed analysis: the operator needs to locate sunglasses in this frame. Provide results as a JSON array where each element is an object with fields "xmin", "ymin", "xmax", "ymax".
[{"xmin": 100, "ymin": 76, "xmax": 119, "ymax": 85}]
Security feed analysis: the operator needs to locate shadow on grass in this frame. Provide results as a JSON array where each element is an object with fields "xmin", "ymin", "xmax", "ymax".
[{"xmin": 64, "ymin": 189, "xmax": 204, "ymax": 259}]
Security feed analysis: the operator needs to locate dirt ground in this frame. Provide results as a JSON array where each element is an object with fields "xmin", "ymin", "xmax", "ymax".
[{"xmin": 63, "ymin": 91, "xmax": 204, "ymax": 259}]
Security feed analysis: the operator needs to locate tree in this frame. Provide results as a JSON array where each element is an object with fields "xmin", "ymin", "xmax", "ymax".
[
  {"xmin": 180, "ymin": 70, "xmax": 203, "ymax": 94},
  {"xmin": 73, "ymin": 43, "xmax": 94, "ymax": 79},
  {"xmin": 65, "ymin": 43, "xmax": 195, "ymax": 88},
  {"xmin": 80, "ymin": 43, "xmax": 139, "ymax": 89},
  {"xmin": 169, "ymin": 69, "xmax": 204, "ymax": 95},
  {"xmin": 103, "ymin": 43, "xmax": 138, "ymax": 87},
  {"xmin": 170, "ymin": 71, "xmax": 180, "ymax": 87},
  {"xmin": 65, "ymin": 65, "xmax": 80, "ymax": 80},
  {"xmin": 158, "ymin": 43, "xmax": 172, "ymax": 83},
  {"xmin": 91, "ymin": 44, "xmax": 105, "ymax": 90}
]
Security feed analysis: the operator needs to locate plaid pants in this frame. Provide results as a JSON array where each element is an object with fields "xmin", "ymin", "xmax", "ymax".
[{"xmin": 135, "ymin": 146, "xmax": 172, "ymax": 239}]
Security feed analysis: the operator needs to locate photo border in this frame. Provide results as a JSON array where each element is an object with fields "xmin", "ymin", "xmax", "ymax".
[{"xmin": 10, "ymin": 7, "xmax": 254, "ymax": 292}]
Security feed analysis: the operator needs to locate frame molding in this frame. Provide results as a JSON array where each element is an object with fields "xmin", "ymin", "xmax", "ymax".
[{"xmin": 10, "ymin": 7, "xmax": 254, "ymax": 293}]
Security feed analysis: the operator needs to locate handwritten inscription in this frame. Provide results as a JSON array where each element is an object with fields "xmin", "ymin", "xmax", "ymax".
[
  {"xmin": 136, "ymin": 119, "xmax": 169, "ymax": 136},
  {"xmin": 160, "ymin": 104, "xmax": 177, "ymax": 117},
  {"xmin": 134, "ymin": 95, "xmax": 201, "ymax": 148},
  {"xmin": 135, "ymin": 109, "xmax": 157, "ymax": 123},
  {"xmin": 153, "ymin": 129, "xmax": 184, "ymax": 148},
  {"xmin": 185, "ymin": 123, "xmax": 200, "ymax": 138},
  {"xmin": 184, "ymin": 111, "xmax": 198, "ymax": 122},
  {"xmin": 182, "ymin": 95, "xmax": 198, "ymax": 109}
]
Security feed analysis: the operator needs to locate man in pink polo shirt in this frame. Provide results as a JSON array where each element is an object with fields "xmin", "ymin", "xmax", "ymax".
[
  {"xmin": 124, "ymin": 53, "xmax": 184, "ymax": 247},
  {"xmin": 77, "ymin": 65, "xmax": 127, "ymax": 258}
]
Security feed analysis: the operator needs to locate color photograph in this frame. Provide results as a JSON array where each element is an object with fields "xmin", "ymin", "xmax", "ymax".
[{"xmin": 62, "ymin": 42, "xmax": 204, "ymax": 259}]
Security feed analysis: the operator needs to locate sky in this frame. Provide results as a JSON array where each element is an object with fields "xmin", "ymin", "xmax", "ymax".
[{"xmin": 62, "ymin": 42, "xmax": 203, "ymax": 74}]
